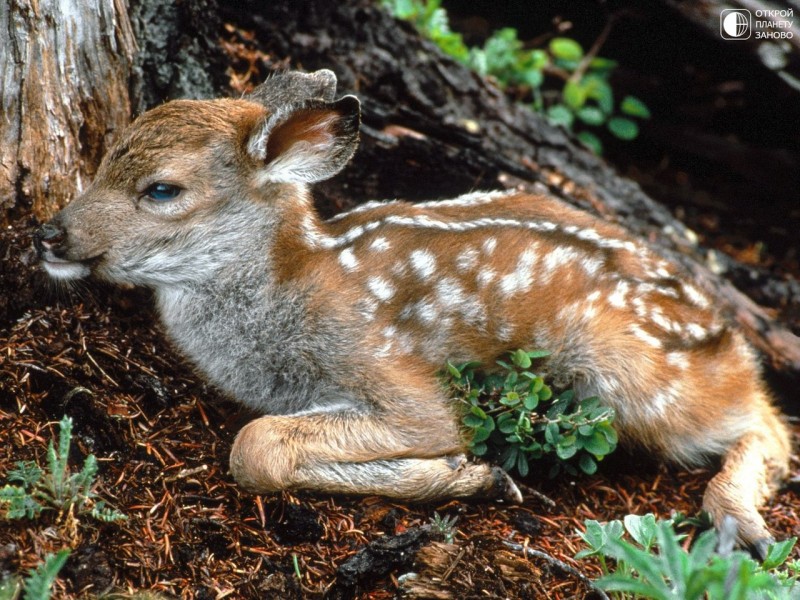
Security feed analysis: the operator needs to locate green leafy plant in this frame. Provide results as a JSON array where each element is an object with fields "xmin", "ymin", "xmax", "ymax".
[
  {"xmin": 0, "ymin": 416, "xmax": 125, "ymax": 524},
  {"xmin": 576, "ymin": 514, "xmax": 799, "ymax": 599},
  {"xmin": 446, "ymin": 349, "xmax": 617, "ymax": 478},
  {"xmin": 430, "ymin": 512, "xmax": 459, "ymax": 544},
  {"xmin": 0, "ymin": 549, "xmax": 71, "ymax": 600},
  {"xmin": 381, "ymin": 0, "xmax": 651, "ymax": 154}
]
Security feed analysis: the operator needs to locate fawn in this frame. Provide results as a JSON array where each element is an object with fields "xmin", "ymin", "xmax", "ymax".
[{"xmin": 35, "ymin": 69, "xmax": 790, "ymax": 555}]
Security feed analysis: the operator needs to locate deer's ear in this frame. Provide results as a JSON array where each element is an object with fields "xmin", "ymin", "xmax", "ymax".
[{"xmin": 247, "ymin": 96, "xmax": 360, "ymax": 185}]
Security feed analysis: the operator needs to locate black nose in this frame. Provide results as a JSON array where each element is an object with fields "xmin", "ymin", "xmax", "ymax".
[{"xmin": 34, "ymin": 220, "xmax": 67, "ymax": 257}]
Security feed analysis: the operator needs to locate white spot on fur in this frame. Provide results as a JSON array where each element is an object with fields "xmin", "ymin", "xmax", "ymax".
[
  {"xmin": 370, "ymin": 237, "xmax": 391, "ymax": 252},
  {"xmin": 339, "ymin": 248, "xmax": 359, "ymax": 271},
  {"xmin": 482, "ymin": 237, "xmax": 497, "ymax": 255},
  {"xmin": 666, "ymin": 352, "xmax": 690, "ymax": 370},
  {"xmin": 499, "ymin": 246, "xmax": 538, "ymax": 296},
  {"xmin": 683, "ymin": 283, "xmax": 710, "ymax": 309},
  {"xmin": 435, "ymin": 277, "xmax": 466, "ymax": 308},
  {"xmin": 686, "ymin": 323, "xmax": 708, "ymax": 340},
  {"xmin": 649, "ymin": 385, "xmax": 681, "ymax": 418},
  {"xmin": 410, "ymin": 249, "xmax": 437, "ymax": 280},
  {"xmin": 581, "ymin": 256, "xmax": 603, "ymax": 277},
  {"xmin": 477, "ymin": 269, "xmax": 496, "ymax": 288},
  {"xmin": 367, "ymin": 276, "xmax": 395, "ymax": 302},
  {"xmin": 456, "ymin": 247, "xmax": 479, "ymax": 272},
  {"xmin": 410, "ymin": 299, "xmax": 438, "ymax": 324},
  {"xmin": 630, "ymin": 325, "xmax": 662, "ymax": 348},
  {"xmin": 608, "ymin": 280, "xmax": 629, "ymax": 308},
  {"xmin": 543, "ymin": 246, "xmax": 580, "ymax": 276}
]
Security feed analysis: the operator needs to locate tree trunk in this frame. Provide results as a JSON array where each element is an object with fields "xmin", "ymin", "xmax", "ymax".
[{"xmin": 0, "ymin": 0, "xmax": 136, "ymax": 222}]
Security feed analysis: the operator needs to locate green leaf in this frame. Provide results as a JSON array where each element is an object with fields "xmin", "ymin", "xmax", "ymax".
[
  {"xmin": 516, "ymin": 451, "xmax": 529, "ymax": 477},
  {"xmin": 576, "ymin": 131, "xmax": 603, "ymax": 155},
  {"xmin": 576, "ymin": 106, "xmax": 605, "ymax": 126},
  {"xmin": 463, "ymin": 414, "xmax": 484, "ymax": 428},
  {"xmin": 608, "ymin": 117, "xmax": 639, "ymax": 141},
  {"xmin": 597, "ymin": 422, "xmax": 618, "ymax": 445},
  {"xmin": 597, "ymin": 574, "xmax": 672, "ymax": 600},
  {"xmin": 521, "ymin": 68, "xmax": 543, "ymax": 88},
  {"xmin": 602, "ymin": 538, "xmax": 673, "ymax": 598},
  {"xmin": 0, "ymin": 485, "xmax": 43, "ymax": 520},
  {"xmin": 584, "ymin": 431, "xmax": 611, "ymax": 457},
  {"xmin": 472, "ymin": 425, "xmax": 492, "ymax": 444},
  {"xmin": 22, "ymin": 550, "xmax": 71, "ymax": 600},
  {"xmin": 556, "ymin": 443, "xmax": 578, "ymax": 460},
  {"xmin": 588, "ymin": 56, "xmax": 618, "ymax": 72},
  {"xmin": 446, "ymin": 362, "xmax": 462, "ymax": 379},
  {"xmin": 500, "ymin": 392, "xmax": 520, "ymax": 407},
  {"xmin": 471, "ymin": 442, "xmax": 487, "ymax": 456},
  {"xmin": 655, "ymin": 521, "xmax": 690, "ymax": 596},
  {"xmin": 511, "ymin": 349, "xmax": 532, "ymax": 369},
  {"xmin": 583, "ymin": 75, "xmax": 614, "ymax": 114},
  {"xmin": 546, "ymin": 104, "xmax": 574, "ymax": 128},
  {"xmin": 544, "ymin": 422, "xmax": 559, "ymax": 445},
  {"xmin": 470, "ymin": 405, "xmax": 487, "ymax": 420},
  {"xmin": 620, "ymin": 95, "xmax": 651, "ymax": 119},
  {"xmin": 8, "ymin": 462, "xmax": 43, "ymax": 489},
  {"xmin": 522, "ymin": 394, "xmax": 539, "ymax": 411},
  {"xmin": 762, "ymin": 537, "xmax": 796, "ymax": 570},
  {"xmin": 498, "ymin": 416, "xmax": 518, "ymax": 434},
  {"xmin": 623, "ymin": 514, "xmax": 658, "ymax": 550},
  {"xmin": 501, "ymin": 447, "xmax": 519, "ymax": 472},
  {"xmin": 578, "ymin": 453, "xmax": 597, "ymax": 475},
  {"xmin": 549, "ymin": 37, "xmax": 584, "ymax": 61},
  {"xmin": 563, "ymin": 80, "xmax": 587, "ymax": 110}
]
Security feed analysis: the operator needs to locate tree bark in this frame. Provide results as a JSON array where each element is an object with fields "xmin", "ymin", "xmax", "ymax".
[{"xmin": 0, "ymin": 0, "xmax": 136, "ymax": 222}]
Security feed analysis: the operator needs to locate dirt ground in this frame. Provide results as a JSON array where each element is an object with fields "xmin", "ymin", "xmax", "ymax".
[{"xmin": 1, "ymin": 215, "xmax": 799, "ymax": 599}]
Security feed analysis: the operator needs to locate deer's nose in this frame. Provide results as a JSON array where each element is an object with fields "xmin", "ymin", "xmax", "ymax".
[{"xmin": 34, "ymin": 220, "xmax": 67, "ymax": 257}]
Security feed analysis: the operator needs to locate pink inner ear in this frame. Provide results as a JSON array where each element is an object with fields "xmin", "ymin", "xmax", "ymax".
[{"xmin": 266, "ymin": 108, "xmax": 338, "ymax": 163}]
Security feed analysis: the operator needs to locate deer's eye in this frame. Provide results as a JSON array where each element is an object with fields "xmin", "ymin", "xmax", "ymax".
[{"xmin": 144, "ymin": 182, "xmax": 182, "ymax": 202}]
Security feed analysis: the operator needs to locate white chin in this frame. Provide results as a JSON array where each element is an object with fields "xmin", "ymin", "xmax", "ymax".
[{"xmin": 42, "ymin": 260, "xmax": 91, "ymax": 280}]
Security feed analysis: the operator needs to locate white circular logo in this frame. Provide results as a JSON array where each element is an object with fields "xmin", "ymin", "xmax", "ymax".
[{"xmin": 722, "ymin": 11, "xmax": 749, "ymax": 37}]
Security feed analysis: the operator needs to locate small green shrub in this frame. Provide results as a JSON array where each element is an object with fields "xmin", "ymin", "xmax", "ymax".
[
  {"xmin": 430, "ymin": 512, "xmax": 459, "ymax": 544},
  {"xmin": 0, "ymin": 550, "xmax": 71, "ymax": 600},
  {"xmin": 0, "ymin": 416, "xmax": 126, "ymax": 524},
  {"xmin": 576, "ymin": 514, "xmax": 799, "ymax": 599},
  {"xmin": 380, "ymin": 0, "xmax": 651, "ymax": 154},
  {"xmin": 445, "ymin": 349, "xmax": 617, "ymax": 477}
]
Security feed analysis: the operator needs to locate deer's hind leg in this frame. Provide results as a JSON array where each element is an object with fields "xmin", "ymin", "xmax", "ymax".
[
  {"xmin": 702, "ymin": 393, "xmax": 790, "ymax": 557},
  {"xmin": 229, "ymin": 407, "xmax": 522, "ymax": 503}
]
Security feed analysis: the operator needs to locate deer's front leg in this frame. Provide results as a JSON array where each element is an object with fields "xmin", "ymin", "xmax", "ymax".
[{"xmin": 229, "ymin": 410, "xmax": 522, "ymax": 503}]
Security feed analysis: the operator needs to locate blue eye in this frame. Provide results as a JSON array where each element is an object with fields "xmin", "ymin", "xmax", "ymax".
[{"xmin": 144, "ymin": 183, "xmax": 182, "ymax": 202}]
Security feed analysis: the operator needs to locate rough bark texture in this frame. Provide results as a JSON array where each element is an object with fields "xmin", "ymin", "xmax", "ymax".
[{"xmin": 0, "ymin": 0, "xmax": 136, "ymax": 222}]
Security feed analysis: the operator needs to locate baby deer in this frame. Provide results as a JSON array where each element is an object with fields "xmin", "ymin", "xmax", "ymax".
[{"xmin": 35, "ymin": 69, "xmax": 789, "ymax": 555}]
